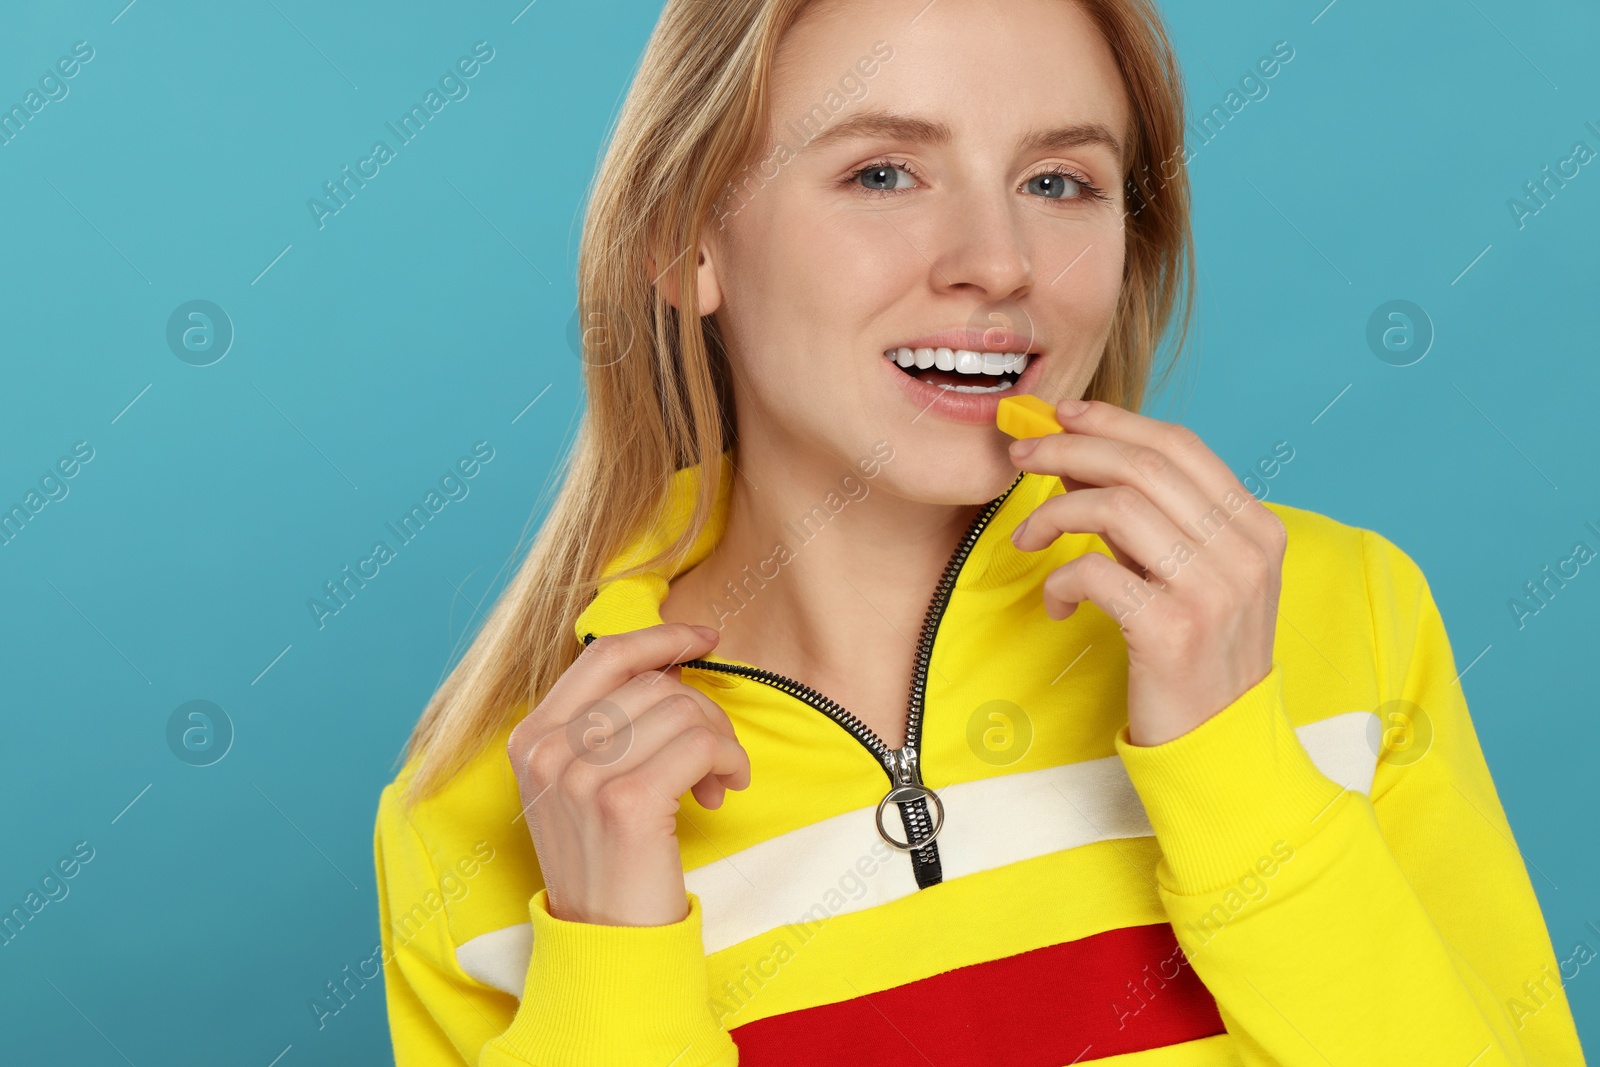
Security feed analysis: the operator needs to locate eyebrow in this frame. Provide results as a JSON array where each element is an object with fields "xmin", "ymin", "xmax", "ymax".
[{"xmin": 800, "ymin": 108, "xmax": 1125, "ymax": 166}]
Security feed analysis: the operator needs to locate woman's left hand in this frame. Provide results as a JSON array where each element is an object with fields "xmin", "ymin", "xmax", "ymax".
[{"xmin": 1007, "ymin": 398, "xmax": 1287, "ymax": 747}]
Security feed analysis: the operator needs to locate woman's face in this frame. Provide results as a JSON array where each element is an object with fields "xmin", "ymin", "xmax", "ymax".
[{"xmin": 697, "ymin": 0, "xmax": 1132, "ymax": 505}]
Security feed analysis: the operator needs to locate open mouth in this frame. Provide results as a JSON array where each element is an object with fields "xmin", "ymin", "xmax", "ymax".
[{"xmin": 882, "ymin": 346, "xmax": 1034, "ymax": 394}]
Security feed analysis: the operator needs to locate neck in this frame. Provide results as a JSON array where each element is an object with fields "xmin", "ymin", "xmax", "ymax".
[{"xmin": 663, "ymin": 436, "xmax": 985, "ymax": 701}]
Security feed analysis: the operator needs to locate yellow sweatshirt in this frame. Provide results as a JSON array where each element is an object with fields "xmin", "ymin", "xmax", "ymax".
[{"xmin": 373, "ymin": 457, "xmax": 1586, "ymax": 1066}]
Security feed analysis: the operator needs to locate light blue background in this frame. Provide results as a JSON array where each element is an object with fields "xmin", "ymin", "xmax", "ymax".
[{"xmin": 2, "ymin": 1, "xmax": 1595, "ymax": 1062}]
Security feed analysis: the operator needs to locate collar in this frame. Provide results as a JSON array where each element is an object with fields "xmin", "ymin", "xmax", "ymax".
[{"xmin": 572, "ymin": 455, "xmax": 1067, "ymax": 646}]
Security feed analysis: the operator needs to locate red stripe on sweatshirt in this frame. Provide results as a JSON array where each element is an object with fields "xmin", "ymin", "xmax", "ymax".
[{"xmin": 728, "ymin": 922, "xmax": 1224, "ymax": 1065}]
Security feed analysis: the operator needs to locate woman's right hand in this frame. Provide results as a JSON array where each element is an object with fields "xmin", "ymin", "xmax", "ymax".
[{"xmin": 507, "ymin": 622, "xmax": 751, "ymax": 927}]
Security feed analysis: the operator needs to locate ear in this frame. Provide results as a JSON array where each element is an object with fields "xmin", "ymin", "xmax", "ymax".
[{"xmin": 647, "ymin": 238, "xmax": 724, "ymax": 317}]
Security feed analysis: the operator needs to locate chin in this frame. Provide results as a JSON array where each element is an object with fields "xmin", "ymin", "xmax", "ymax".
[{"xmin": 871, "ymin": 443, "xmax": 1022, "ymax": 507}]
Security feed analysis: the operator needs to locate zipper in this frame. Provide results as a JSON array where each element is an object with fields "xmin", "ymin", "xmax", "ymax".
[{"xmin": 586, "ymin": 471, "xmax": 1023, "ymax": 891}]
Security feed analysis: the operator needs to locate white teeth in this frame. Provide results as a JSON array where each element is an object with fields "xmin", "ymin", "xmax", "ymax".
[
  {"xmin": 936, "ymin": 380, "xmax": 1015, "ymax": 393},
  {"xmin": 883, "ymin": 347, "xmax": 1035, "ymax": 377}
]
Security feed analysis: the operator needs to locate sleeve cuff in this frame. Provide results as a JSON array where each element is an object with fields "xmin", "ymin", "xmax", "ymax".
[
  {"xmin": 1114, "ymin": 662, "xmax": 1347, "ymax": 894},
  {"xmin": 486, "ymin": 888, "xmax": 728, "ymax": 1065}
]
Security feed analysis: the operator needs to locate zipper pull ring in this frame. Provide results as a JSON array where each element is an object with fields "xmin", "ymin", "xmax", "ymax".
[{"xmin": 874, "ymin": 746, "xmax": 945, "ymax": 852}]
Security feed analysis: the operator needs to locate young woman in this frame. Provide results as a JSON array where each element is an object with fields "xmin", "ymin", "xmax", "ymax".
[{"xmin": 373, "ymin": 0, "xmax": 1585, "ymax": 1063}]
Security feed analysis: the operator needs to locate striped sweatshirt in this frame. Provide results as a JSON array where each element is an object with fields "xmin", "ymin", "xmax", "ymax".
[{"xmin": 373, "ymin": 458, "xmax": 1587, "ymax": 1065}]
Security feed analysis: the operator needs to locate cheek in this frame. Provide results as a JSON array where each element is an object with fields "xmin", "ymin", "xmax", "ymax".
[
  {"xmin": 1055, "ymin": 230, "xmax": 1125, "ymax": 329},
  {"xmin": 744, "ymin": 219, "xmax": 912, "ymax": 386},
  {"xmin": 789, "ymin": 213, "xmax": 921, "ymax": 342},
  {"xmin": 1089, "ymin": 253, "xmax": 1125, "ymax": 318}
]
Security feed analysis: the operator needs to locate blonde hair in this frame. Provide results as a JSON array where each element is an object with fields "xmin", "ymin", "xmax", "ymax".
[{"xmin": 396, "ymin": 0, "xmax": 1195, "ymax": 808}]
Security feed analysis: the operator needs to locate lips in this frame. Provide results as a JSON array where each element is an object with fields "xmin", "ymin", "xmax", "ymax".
[
  {"xmin": 883, "ymin": 323, "xmax": 1044, "ymax": 392},
  {"xmin": 874, "ymin": 322, "xmax": 1049, "ymax": 423},
  {"xmin": 887, "ymin": 326, "xmax": 1042, "ymax": 353}
]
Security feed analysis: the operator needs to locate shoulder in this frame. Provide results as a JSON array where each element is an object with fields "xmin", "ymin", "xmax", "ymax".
[
  {"xmin": 1265, "ymin": 502, "xmax": 1451, "ymax": 710},
  {"xmin": 1259, "ymin": 497, "xmax": 1437, "ymax": 640},
  {"xmin": 374, "ymin": 709, "xmax": 544, "ymax": 946},
  {"xmin": 1253, "ymin": 498, "xmax": 1438, "ymax": 723},
  {"xmin": 1258, "ymin": 497, "xmax": 1428, "ymax": 603}
]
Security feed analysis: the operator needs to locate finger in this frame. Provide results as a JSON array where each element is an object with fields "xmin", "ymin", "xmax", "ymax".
[
  {"xmin": 673, "ymin": 675, "xmax": 740, "ymax": 741},
  {"xmin": 1018, "ymin": 482, "xmax": 1143, "ymax": 575},
  {"xmin": 568, "ymin": 683, "xmax": 751, "ymax": 793},
  {"xmin": 1040, "ymin": 548, "xmax": 1171, "ymax": 625},
  {"xmin": 1101, "ymin": 535, "xmax": 1143, "ymax": 577},
  {"xmin": 625, "ymin": 712, "xmax": 753, "ymax": 812},
  {"xmin": 1013, "ymin": 421, "xmax": 1223, "ymax": 523},
  {"xmin": 692, "ymin": 778, "xmax": 726, "ymax": 810},
  {"xmin": 1043, "ymin": 399, "xmax": 1281, "ymax": 547},
  {"xmin": 607, "ymin": 670, "xmax": 733, "ymax": 739},
  {"xmin": 672, "ymin": 681, "xmax": 750, "ymax": 792},
  {"xmin": 624, "ymin": 687, "xmax": 748, "ymax": 796},
  {"xmin": 1012, "ymin": 486, "xmax": 1197, "ymax": 590},
  {"xmin": 1011, "ymin": 428, "xmax": 1266, "ymax": 568},
  {"xmin": 536, "ymin": 623, "xmax": 719, "ymax": 730}
]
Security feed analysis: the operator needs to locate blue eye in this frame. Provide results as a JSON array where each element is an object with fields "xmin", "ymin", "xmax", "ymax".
[
  {"xmin": 1030, "ymin": 171, "xmax": 1081, "ymax": 198},
  {"xmin": 854, "ymin": 161, "xmax": 918, "ymax": 193}
]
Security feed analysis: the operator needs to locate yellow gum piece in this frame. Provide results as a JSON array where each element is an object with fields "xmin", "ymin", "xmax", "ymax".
[{"xmin": 996, "ymin": 394, "xmax": 1063, "ymax": 439}]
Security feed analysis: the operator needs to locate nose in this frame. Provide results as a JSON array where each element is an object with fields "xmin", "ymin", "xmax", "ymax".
[{"xmin": 927, "ymin": 181, "xmax": 1035, "ymax": 303}]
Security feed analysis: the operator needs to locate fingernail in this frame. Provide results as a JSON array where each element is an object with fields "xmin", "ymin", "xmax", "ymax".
[
  {"xmin": 1058, "ymin": 397, "xmax": 1090, "ymax": 416},
  {"xmin": 1011, "ymin": 517, "xmax": 1030, "ymax": 544},
  {"xmin": 692, "ymin": 625, "xmax": 719, "ymax": 641},
  {"xmin": 1010, "ymin": 437, "xmax": 1040, "ymax": 458}
]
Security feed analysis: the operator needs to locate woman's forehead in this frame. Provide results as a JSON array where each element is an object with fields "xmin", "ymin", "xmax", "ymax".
[{"xmin": 767, "ymin": 0, "xmax": 1131, "ymax": 153}]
